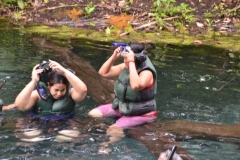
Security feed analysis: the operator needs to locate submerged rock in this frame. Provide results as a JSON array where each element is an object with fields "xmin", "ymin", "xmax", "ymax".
[{"xmin": 58, "ymin": 129, "xmax": 80, "ymax": 137}]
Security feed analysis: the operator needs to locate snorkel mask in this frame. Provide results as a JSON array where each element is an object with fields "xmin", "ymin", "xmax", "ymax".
[
  {"xmin": 112, "ymin": 42, "xmax": 131, "ymax": 56},
  {"xmin": 112, "ymin": 42, "xmax": 144, "ymax": 57},
  {"xmin": 38, "ymin": 60, "xmax": 52, "ymax": 73},
  {"xmin": 36, "ymin": 60, "xmax": 52, "ymax": 100}
]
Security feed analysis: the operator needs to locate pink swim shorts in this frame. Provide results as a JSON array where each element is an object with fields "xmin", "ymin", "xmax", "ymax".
[{"xmin": 97, "ymin": 103, "xmax": 157, "ymax": 128}]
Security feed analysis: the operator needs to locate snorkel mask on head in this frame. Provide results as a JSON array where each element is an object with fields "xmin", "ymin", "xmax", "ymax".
[
  {"xmin": 38, "ymin": 60, "xmax": 52, "ymax": 73},
  {"xmin": 112, "ymin": 42, "xmax": 130, "ymax": 56},
  {"xmin": 112, "ymin": 42, "xmax": 144, "ymax": 57},
  {"xmin": 36, "ymin": 60, "xmax": 53, "ymax": 84},
  {"xmin": 36, "ymin": 60, "xmax": 52, "ymax": 100}
]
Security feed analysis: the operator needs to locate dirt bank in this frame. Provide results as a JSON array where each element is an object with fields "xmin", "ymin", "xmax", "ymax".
[{"xmin": 1, "ymin": 0, "xmax": 240, "ymax": 36}]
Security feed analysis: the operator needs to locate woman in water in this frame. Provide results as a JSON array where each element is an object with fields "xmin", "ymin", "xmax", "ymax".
[
  {"xmin": 88, "ymin": 41, "xmax": 158, "ymax": 153},
  {"xmin": 14, "ymin": 59, "xmax": 87, "ymax": 115}
]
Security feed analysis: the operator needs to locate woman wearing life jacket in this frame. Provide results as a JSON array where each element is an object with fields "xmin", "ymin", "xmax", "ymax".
[
  {"xmin": 14, "ymin": 59, "xmax": 87, "ymax": 117},
  {"xmin": 88, "ymin": 42, "xmax": 158, "ymax": 152}
]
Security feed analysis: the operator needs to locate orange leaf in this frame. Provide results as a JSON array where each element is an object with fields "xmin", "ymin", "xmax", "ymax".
[{"xmin": 66, "ymin": 8, "xmax": 82, "ymax": 21}]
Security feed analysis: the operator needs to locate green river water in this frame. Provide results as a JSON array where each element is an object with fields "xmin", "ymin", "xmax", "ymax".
[{"xmin": 1, "ymin": 19, "xmax": 240, "ymax": 160}]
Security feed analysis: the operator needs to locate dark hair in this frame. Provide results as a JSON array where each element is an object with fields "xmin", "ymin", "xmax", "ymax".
[
  {"xmin": 128, "ymin": 41, "xmax": 147, "ymax": 67},
  {"xmin": 47, "ymin": 71, "xmax": 69, "ymax": 87}
]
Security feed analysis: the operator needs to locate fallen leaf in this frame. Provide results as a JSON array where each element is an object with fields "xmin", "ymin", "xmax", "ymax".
[
  {"xmin": 66, "ymin": 8, "xmax": 82, "ymax": 21},
  {"xmin": 194, "ymin": 40, "xmax": 203, "ymax": 45}
]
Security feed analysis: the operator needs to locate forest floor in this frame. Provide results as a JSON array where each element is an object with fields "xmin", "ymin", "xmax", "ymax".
[{"xmin": 1, "ymin": 0, "xmax": 240, "ymax": 36}]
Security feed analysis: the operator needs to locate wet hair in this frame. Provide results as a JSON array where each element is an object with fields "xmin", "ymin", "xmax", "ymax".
[
  {"xmin": 47, "ymin": 71, "xmax": 69, "ymax": 87},
  {"xmin": 128, "ymin": 41, "xmax": 147, "ymax": 67},
  {"xmin": 158, "ymin": 149, "xmax": 183, "ymax": 160}
]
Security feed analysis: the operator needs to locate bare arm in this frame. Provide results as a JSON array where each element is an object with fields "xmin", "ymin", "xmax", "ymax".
[
  {"xmin": 2, "ymin": 103, "xmax": 16, "ymax": 111},
  {"xmin": 123, "ymin": 50, "xmax": 154, "ymax": 91},
  {"xmin": 98, "ymin": 47, "xmax": 125, "ymax": 78},
  {"xmin": 49, "ymin": 60, "xmax": 87, "ymax": 103},
  {"xmin": 129, "ymin": 64, "xmax": 153, "ymax": 91},
  {"xmin": 15, "ymin": 64, "xmax": 43, "ymax": 111}
]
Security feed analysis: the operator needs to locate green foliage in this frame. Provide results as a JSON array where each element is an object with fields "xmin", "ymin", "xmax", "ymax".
[
  {"xmin": 235, "ymin": 23, "xmax": 240, "ymax": 29},
  {"xmin": 151, "ymin": 0, "xmax": 195, "ymax": 29},
  {"xmin": 205, "ymin": 2, "xmax": 239, "ymax": 19},
  {"xmin": 125, "ymin": 0, "xmax": 133, "ymax": 4},
  {"xmin": 17, "ymin": 0, "xmax": 24, "ymax": 9},
  {"xmin": 0, "ymin": 0, "xmax": 14, "ymax": 3},
  {"xmin": 0, "ymin": 0, "xmax": 26, "ymax": 10},
  {"xmin": 85, "ymin": 1, "xmax": 96, "ymax": 16},
  {"xmin": 203, "ymin": 11, "xmax": 214, "ymax": 19},
  {"xmin": 205, "ymin": 18, "xmax": 213, "ymax": 31},
  {"xmin": 211, "ymin": 2, "xmax": 229, "ymax": 18},
  {"xmin": 105, "ymin": 26, "xmax": 111, "ymax": 36},
  {"xmin": 0, "ymin": 0, "xmax": 23, "ymax": 8},
  {"xmin": 89, "ymin": 21, "xmax": 95, "ymax": 26},
  {"xmin": 203, "ymin": 2, "xmax": 239, "ymax": 32},
  {"xmin": 13, "ymin": 11, "xmax": 21, "ymax": 20}
]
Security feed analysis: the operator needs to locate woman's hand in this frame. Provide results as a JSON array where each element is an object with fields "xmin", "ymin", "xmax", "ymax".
[
  {"xmin": 113, "ymin": 47, "xmax": 122, "ymax": 59},
  {"xmin": 31, "ymin": 64, "xmax": 43, "ymax": 83},
  {"xmin": 49, "ymin": 59, "xmax": 66, "ymax": 74},
  {"xmin": 15, "ymin": 64, "xmax": 43, "ymax": 111},
  {"xmin": 122, "ymin": 48, "xmax": 135, "ymax": 62}
]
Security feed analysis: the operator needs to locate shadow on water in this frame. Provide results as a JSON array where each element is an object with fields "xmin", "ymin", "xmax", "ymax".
[{"xmin": 1, "ymin": 21, "xmax": 240, "ymax": 159}]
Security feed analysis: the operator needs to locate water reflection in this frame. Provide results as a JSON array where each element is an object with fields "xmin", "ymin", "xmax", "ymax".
[
  {"xmin": 1, "ymin": 22, "xmax": 240, "ymax": 159},
  {"xmin": 181, "ymin": 139, "xmax": 240, "ymax": 160},
  {"xmin": 150, "ymin": 45, "xmax": 240, "ymax": 125}
]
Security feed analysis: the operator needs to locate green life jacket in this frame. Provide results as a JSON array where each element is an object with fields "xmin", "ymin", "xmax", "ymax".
[
  {"xmin": 32, "ymin": 81, "xmax": 75, "ymax": 114},
  {"xmin": 112, "ymin": 57, "xmax": 157, "ymax": 116}
]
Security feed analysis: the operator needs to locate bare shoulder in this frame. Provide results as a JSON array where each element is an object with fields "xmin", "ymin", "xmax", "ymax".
[
  {"xmin": 139, "ymin": 70, "xmax": 154, "ymax": 85},
  {"xmin": 139, "ymin": 69, "xmax": 153, "ymax": 77}
]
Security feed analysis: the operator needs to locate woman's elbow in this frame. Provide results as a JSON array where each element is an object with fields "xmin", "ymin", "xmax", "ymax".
[
  {"xmin": 83, "ymin": 88, "xmax": 87, "ymax": 97},
  {"xmin": 131, "ymin": 85, "xmax": 142, "ymax": 91},
  {"xmin": 98, "ymin": 71, "xmax": 106, "ymax": 77},
  {"xmin": 80, "ymin": 87, "xmax": 88, "ymax": 100},
  {"xmin": 82, "ymin": 84, "xmax": 87, "ymax": 93},
  {"xmin": 98, "ymin": 70, "xmax": 103, "ymax": 75},
  {"xmin": 14, "ymin": 101, "xmax": 29, "ymax": 111},
  {"xmin": 15, "ymin": 104, "xmax": 26, "ymax": 111},
  {"xmin": 17, "ymin": 107, "xmax": 25, "ymax": 111}
]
